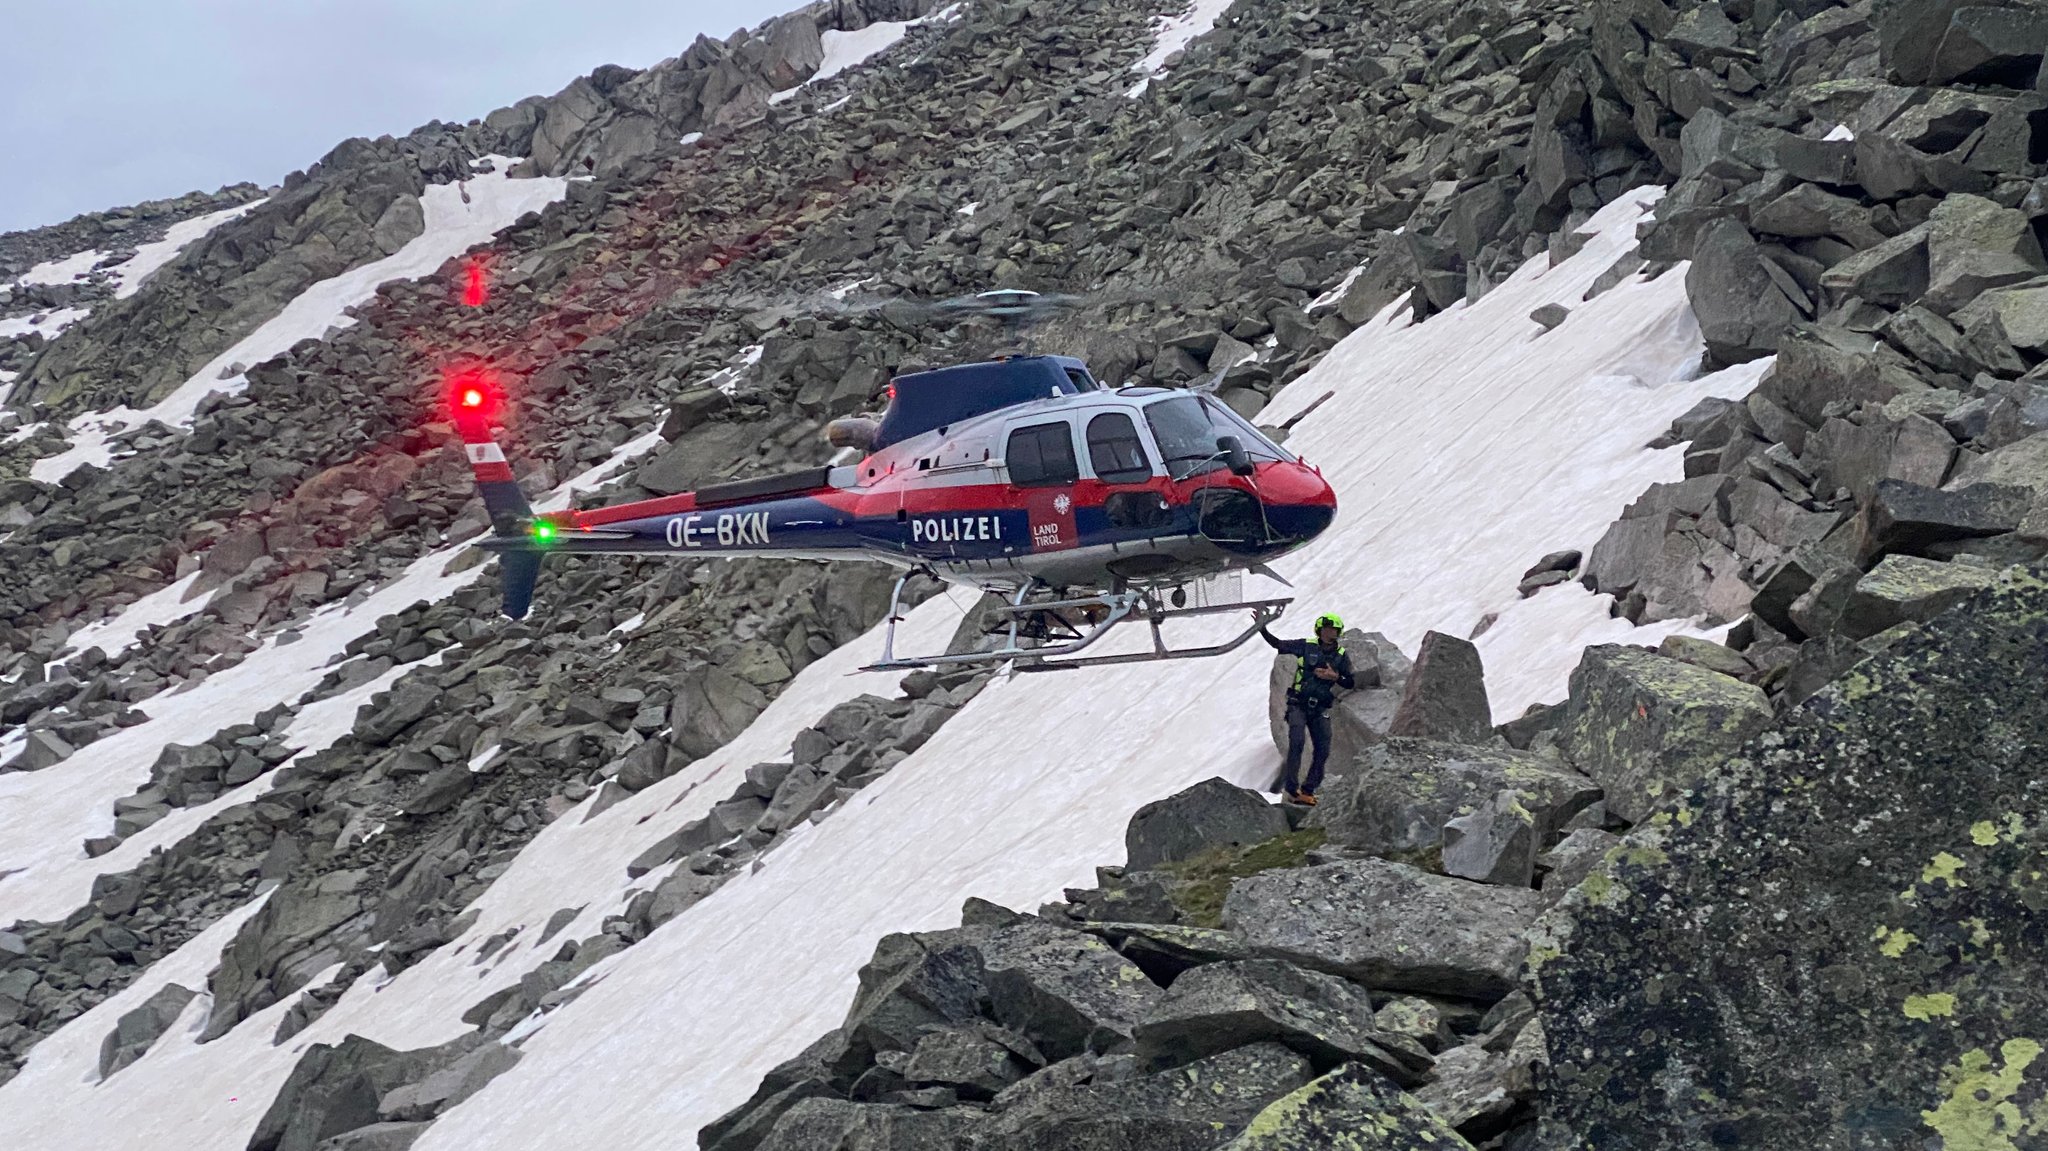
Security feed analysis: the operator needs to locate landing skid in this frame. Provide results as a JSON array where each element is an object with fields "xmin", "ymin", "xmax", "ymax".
[{"xmin": 864, "ymin": 570, "xmax": 1290, "ymax": 673}]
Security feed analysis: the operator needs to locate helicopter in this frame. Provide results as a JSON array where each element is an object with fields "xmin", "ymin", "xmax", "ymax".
[{"xmin": 450, "ymin": 290, "xmax": 1338, "ymax": 672}]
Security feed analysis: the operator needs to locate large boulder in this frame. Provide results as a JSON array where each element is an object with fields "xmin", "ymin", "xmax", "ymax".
[
  {"xmin": 98, "ymin": 983, "xmax": 197, "ymax": 1078},
  {"xmin": 1856, "ymin": 479, "xmax": 2033, "ymax": 563},
  {"xmin": 1224, "ymin": 858, "xmax": 1547, "ymax": 998},
  {"xmin": 1124, "ymin": 778, "xmax": 1288, "ymax": 871},
  {"xmin": 1558, "ymin": 647, "xmax": 1771, "ymax": 824},
  {"xmin": 248, "ymin": 1034, "xmax": 487, "ymax": 1151},
  {"xmin": 1688, "ymin": 218, "xmax": 1800, "ymax": 364},
  {"xmin": 1217, "ymin": 1063, "xmax": 1476, "ymax": 1150},
  {"xmin": 1307, "ymin": 739, "xmax": 1600, "ymax": 863},
  {"xmin": 1133, "ymin": 960, "xmax": 1432, "ymax": 1084},
  {"xmin": 1386, "ymin": 632, "xmax": 1492, "ymax": 743},
  {"xmin": 839, "ymin": 928, "xmax": 989, "ymax": 1060},
  {"xmin": 1531, "ymin": 563, "xmax": 2048, "ymax": 1148},
  {"xmin": 975, "ymin": 922, "xmax": 1164, "ymax": 1060},
  {"xmin": 1922, "ymin": 193, "xmax": 2047, "ymax": 314}
]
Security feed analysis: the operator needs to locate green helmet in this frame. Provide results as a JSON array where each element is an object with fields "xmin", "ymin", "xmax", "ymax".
[{"xmin": 1314, "ymin": 612, "xmax": 1344, "ymax": 632}]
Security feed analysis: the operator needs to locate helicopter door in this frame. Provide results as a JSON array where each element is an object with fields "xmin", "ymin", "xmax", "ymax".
[
  {"xmin": 1086, "ymin": 411, "xmax": 1170, "ymax": 530},
  {"xmin": 1005, "ymin": 420, "xmax": 1081, "ymax": 552}
]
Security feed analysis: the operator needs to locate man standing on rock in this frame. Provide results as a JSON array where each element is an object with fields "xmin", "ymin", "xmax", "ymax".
[{"xmin": 1260, "ymin": 612, "xmax": 1355, "ymax": 805}]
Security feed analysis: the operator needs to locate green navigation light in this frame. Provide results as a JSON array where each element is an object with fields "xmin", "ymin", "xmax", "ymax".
[{"xmin": 532, "ymin": 521, "xmax": 558, "ymax": 546}]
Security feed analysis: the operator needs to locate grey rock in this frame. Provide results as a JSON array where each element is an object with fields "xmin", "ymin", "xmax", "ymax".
[
  {"xmin": 1441, "ymin": 789, "xmax": 1539, "ymax": 888},
  {"xmin": 1385, "ymin": 631, "xmax": 1491, "ymax": 743},
  {"xmin": 376, "ymin": 1040, "xmax": 520, "ymax": 1122},
  {"xmin": 1839, "ymin": 554, "xmax": 1999, "ymax": 640},
  {"xmin": 1857, "ymin": 479, "xmax": 2033, "ymax": 563},
  {"xmin": 1412, "ymin": 1021, "xmax": 1544, "ymax": 1134},
  {"xmin": 613, "ymin": 738, "xmax": 675, "ymax": 791},
  {"xmin": 98, "ymin": 982, "xmax": 197, "ymax": 1078},
  {"xmin": 1134, "ymin": 959, "xmax": 1430, "ymax": 1084},
  {"xmin": 1688, "ymin": 219, "xmax": 1798, "ymax": 364},
  {"xmin": 983, "ymin": 1042, "xmax": 1312, "ymax": 1151},
  {"xmin": 977, "ymin": 921, "xmax": 1163, "ymax": 1060},
  {"xmin": 1536, "ymin": 827, "xmax": 1624, "ymax": 898},
  {"xmin": 1224, "ymin": 858, "xmax": 1547, "ymax": 998},
  {"xmin": 1124, "ymin": 777, "xmax": 1287, "ymax": 871},
  {"xmin": 1923, "ymin": 193, "xmax": 2047, "ymax": 315},
  {"xmin": 1308, "ymin": 738, "xmax": 1599, "ymax": 861},
  {"xmin": 1558, "ymin": 646, "xmax": 1771, "ymax": 823},
  {"xmin": 1817, "ymin": 223, "xmax": 1931, "ymax": 309},
  {"xmin": 902, "ymin": 1026, "xmax": 1036, "ymax": 1101}
]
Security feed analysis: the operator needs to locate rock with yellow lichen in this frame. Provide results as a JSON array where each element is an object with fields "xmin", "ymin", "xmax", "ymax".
[
  {"xmin": 1216, "ymin": 1063, "xmax": 1478, "ymax": 1150},
  {"xmin": 1532, "ymin": 564, "xmax": 2048, "ymax": 1148},
  {"xmin": 1557, "ymin": 644, "xmax": 1771, "ymax": 822}
]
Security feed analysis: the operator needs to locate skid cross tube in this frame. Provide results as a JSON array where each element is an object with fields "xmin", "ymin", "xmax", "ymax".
[{"xmin": 862, "ymin": 580, "xmax": 1291, "ymax": 672}]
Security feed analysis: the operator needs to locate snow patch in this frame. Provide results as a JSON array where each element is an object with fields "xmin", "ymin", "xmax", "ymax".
[
  {"xmin": 110, "ymin": 200, "xmax": 266, "ymax": 300},
  {"xmin": 58, "ymin": 572, "xmax": 214, "ymax": 660},
  {"xmin": 19, "ymin": 248, "xmax": 106, "ymax": 286},
  {"xmin": 1127, "ymin": 0, "xmax": 1240, "ymax": 97},
  {"xmin": 28, "ymin": 162, "xmax": 565, "ymax": 484},
  {"xmin": 1825, "ymin": 123, "xmax": 1855, "ymax": 142},
  {"xmin": 679, "ymin": 132, "xmax": 704, "ymax": 147},
  {"xmin": 1308, "ymin": 264, "xmax": 1366, "ymax": 312},
  {"xmin": 768, "ymin": 4, "xmax": 964, "ymax": 104},
  {"xmin": 957, "ymin": 201, "xmax": 981, "ymax": 217},
  {"xmin": 0, "ymin": 307, "xmax": 91, "ymax": 340}
]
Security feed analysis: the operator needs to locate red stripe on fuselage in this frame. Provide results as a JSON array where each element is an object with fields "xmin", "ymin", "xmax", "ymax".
[{"xmin": 562, "ymin": 460, "xmax": 1331, "ymax": 529}]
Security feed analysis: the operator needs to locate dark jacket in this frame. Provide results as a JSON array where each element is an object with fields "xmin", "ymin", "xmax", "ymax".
[{"xmin": 1261, "ymin": 629, "xmax": 1356, "ymax": 711}]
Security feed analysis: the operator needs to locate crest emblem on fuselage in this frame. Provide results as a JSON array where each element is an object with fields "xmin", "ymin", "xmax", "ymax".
[{"xmin": 1053, "ymin": 494, "xmax": 1072, "ymax": 514}]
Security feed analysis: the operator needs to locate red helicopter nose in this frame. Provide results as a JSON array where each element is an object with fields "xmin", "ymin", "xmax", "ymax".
[{"xmin": 1252, "ymin": 460, "xmax": 1338, "ymax": 546}]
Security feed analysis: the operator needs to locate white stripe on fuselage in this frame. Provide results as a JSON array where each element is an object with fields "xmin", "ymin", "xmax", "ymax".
[{"xmin": 466, "ymin": 443, "xmax": 507, "ymax": 464}]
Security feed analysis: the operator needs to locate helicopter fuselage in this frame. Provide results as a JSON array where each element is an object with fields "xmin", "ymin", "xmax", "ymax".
[{"xmin": 507, "ymin": 384, "xmax": 1337, "ymax": 595}]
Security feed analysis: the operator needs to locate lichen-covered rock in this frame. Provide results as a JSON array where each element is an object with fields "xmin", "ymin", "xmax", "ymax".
[
  {"xmin": 1224, "ymin": 858, "xmax": 1546, "ymax": 999},
  {"xmin": 1839, "ymin": 553, "xmax": 1998, "ymax": 640},
  {"xmin": 1215, "ymin": 1063, "xmax": 1476, "ymax": 1150},
  {"xmin": 1532, "ymin": 566, "xmax": 2048, "ymax": 1148},
  {"xmin": 1308, "ymin": 738, "xmax": 1599, "ymax": 860},
  {"xmin": 1558, "ymin": 647, "xmax": 1771, "ymax": 823}
]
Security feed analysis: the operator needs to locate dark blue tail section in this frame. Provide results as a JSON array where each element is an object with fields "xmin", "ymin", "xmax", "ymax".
[{"xmin": 499, "ymin": 549, "xmax": 545, "ymax": 620}]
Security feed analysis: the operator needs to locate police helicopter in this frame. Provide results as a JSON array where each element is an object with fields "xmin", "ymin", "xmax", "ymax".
[{"xmin": 450, "ymin": 289, "xmax": 1338, "ymax": 672}]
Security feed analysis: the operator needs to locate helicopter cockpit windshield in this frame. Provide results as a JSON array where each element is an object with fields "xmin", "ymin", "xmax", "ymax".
[{"xmin": 1143, "ymin": 394, "xmax": 1294, "ymax": 479}]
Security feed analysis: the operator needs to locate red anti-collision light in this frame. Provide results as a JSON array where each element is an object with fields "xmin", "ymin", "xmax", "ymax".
[{"xmin": 460, "ymin": 387, "xmax": 485, "ymax": 409}]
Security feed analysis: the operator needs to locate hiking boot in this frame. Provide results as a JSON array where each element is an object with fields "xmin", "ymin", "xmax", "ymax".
[
  {"xmin": 1282, "ymin": 790, "xmax": 1302, "ymax": 804},
  {"xmin": 1297, "ymin": 793, "xmax": 1319, "ymax": 806}
]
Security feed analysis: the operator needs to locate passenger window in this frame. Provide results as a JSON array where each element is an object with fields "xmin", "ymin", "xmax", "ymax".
[
  {"xmin": 1086, "ymin": 412, "xmax": 1152, "ymax": 483},
  {"xmin": 1006, "ymin": 422, "xmax": 1079, "ymax": 487}
]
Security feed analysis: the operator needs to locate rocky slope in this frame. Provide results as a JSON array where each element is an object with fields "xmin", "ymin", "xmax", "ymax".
[{"xmin": 0, "ymin": 0, "xmax": 2045, "ymax": 1146}]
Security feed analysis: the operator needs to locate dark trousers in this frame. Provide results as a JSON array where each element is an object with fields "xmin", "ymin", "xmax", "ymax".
[{"xmin": 1282, "ymin": 702, "xmax": 1332, "ymax": 796}]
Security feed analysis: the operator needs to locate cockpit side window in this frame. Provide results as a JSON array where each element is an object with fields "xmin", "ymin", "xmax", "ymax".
[
  {"xmin": 1144, "ymin": 394, "xmax": 1293, "ymax": 478},
  {"xmin": 1006, "ymin": 422, "xmax": 1080, "ymax": 487},
  {"xmin": 1086, "ymin": 412, "xmax": 1152, "ymax": 483},
  {"xmin": 1065, "ymin": 368, "xmax": 1099, "ymax": 391}
]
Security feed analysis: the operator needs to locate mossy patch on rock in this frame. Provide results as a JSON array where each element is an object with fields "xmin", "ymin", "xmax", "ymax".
[{"xmin": 1159, "ymin": 829, "xmax": 1328, "ymax": 929}]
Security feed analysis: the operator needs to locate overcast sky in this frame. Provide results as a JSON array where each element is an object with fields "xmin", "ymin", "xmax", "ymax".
[{"xmin": 1, "ymin": 1, "xmax": 798, "ymax": 233}]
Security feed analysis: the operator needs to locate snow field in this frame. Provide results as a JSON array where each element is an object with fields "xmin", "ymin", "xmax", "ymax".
[{"xmin": 28, "ymin": 162, "xmax": 567, "ymax": 484}]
